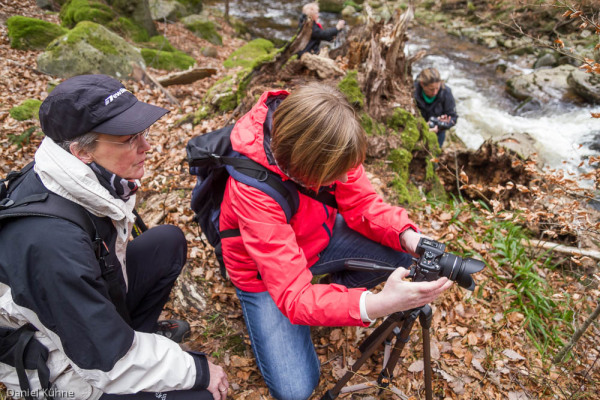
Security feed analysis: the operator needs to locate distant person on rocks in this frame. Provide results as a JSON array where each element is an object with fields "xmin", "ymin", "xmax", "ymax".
[
  {"xmin": 414, "ymin": 67, "xmax": 458, "ymax": 148},
  {"xmin": 0, "ymin": 74, "xmax": 229, "ymax": 400},
  {"xmin": 298, "ymin": 2, "xmax": 345, "ymax": 56}
]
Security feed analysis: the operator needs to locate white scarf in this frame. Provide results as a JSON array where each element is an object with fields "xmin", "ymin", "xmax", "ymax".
[{"xmin": 34, "ymin": 137, "xmax": 136, "ymax": 289}]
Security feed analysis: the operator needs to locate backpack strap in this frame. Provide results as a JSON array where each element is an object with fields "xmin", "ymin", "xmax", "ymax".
[
  {"xmin": 221, "ymin": 156, "xmax": 299, "ymax": 222},
  {"xmin": 0, "ymin": 323, "xmax": 53, "ymax": 400},
  {"xmin": 0, "ymin": 179, "xmax": 131, "ymax": 325}
]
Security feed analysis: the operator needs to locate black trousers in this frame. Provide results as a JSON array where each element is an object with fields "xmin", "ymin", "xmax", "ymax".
[{"xmin": 101, "ymin": 225, "xmax": 212, "ymax": 400}]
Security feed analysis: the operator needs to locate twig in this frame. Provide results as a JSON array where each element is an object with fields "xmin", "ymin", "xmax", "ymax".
[
  {"xmin": 520, "ymin": 238, "xmax": 600, "ymax": 261},
  {"xmin": 554, "ymin": 301, "xmax": 600, "ymax": 363}
]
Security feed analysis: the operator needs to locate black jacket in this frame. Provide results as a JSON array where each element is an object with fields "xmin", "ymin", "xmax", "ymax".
[
  {"xmin": 414, "ymin": 82, "xmax": 458, "ymax": 132},
  {"xmin": 0, "ymin": 166, "xmax": 207, "ymax": 398},
  {"xmin": 298, "ymin": 14, "xmax": 340, "ymax": 56}
]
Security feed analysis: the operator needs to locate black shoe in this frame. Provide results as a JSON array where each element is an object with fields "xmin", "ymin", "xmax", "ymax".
[{"xmin": 156, "ymin": 319, "xmax": 191, "ymax": 343}]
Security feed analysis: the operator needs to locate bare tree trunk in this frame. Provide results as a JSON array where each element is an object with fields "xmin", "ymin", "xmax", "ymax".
[
  {"xmin": 225, "ymin": 0, "xmax": 230, "ymax": 24},
  {"xmin": 346, "ymin": 5, "xmax": 415, "ymax": 119}
]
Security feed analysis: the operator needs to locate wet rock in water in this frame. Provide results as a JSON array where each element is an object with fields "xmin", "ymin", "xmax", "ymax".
[
  {"xmin": 567, "ymin": 68, "xmax": 600, "ymax": 104},
  {"xmin": 512, "ymin": 97, "xmax": 542, "ymax": 115},
  {"xmin": 506, "ymin": 64, "xmax": 578, "ymax": 102},
  {"xmin": 534, "ymin": 52, "xmax": 558, "ymax": 69}
]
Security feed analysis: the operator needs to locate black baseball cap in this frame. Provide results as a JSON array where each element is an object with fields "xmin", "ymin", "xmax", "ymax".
[{"xmin": 39, "ymin": 74, "xmax": 169, "ymax": 142}]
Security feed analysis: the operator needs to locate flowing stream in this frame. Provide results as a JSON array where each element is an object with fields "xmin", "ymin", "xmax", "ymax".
[{"xmin": 206, "ymin": 1, "xmax": 600, "ymax": 175}]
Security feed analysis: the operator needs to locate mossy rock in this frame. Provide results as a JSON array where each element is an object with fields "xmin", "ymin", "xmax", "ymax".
[
  {"xmin": 360, "ymin": 112, "xmax": 385, "ymax": 135},
  {"xmin": 108, "ymin": 16, "xmax": 150, "ymax": 42},
  {"xmin": 176, "ymin": 0, "xmax": 202, "ymax": 13},
  {"xmin": 388, "ymin": 108, "xmax": 421, "ymax": 153},
  {"xmin": 60, "ymin": 0, "xmax": 150, "ymax": 42},
  {"xmin": 181, "ymin": 15, "xmax": 222, "ymax": 45},
  {"xmin": 223, "ymin": 38, "xmax": 275, "ymax": 69},
  {"xmin": 319, "ymin": 0, "xmax": 345, "ymax": 13},
  {"xmin": 338, "ymin": 70, "xmax": 364, "ymax": 109},
  {"xmin": 146, "ymin": 35, "xmax": 177, "ymax": 52},
  {"xmin": 204, "ymin": 74, "xmax": 241, "ymax": 113},
  {"xmin": 392, "ymin": 179, "xmax": 421, "ymax": 205},
  {"xmin": 6, "ymin": 16, "xmax": 68, "ymax": 51},
  {"xmin": 141, "ymin": 48, "xmax": 195, "ymax": 70},
  {"xmin": 60, "ymin": 0, "xmax": 116, "ymax": 28},
  {"xmin": 9, "ymin": 99, "xmax": 42, "ymax": 121},
  {"xmin": 37, "ymin": 21, "xmax": 145, "ymax": 79}
]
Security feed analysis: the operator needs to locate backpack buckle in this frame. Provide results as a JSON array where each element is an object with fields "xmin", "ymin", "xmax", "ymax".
[{"xmin": 0, "ymin": 198, "xmax": 15, "ymax": 209}]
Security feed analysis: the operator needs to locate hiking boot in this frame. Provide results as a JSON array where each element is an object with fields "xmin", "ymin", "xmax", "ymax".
[{"xmin": 155, "ymin": 319, "xmax": 191, "ymax": 343}]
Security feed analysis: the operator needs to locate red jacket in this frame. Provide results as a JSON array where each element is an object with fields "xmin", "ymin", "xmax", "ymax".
[{"xmin": 220, "ymin": 91, "xmax": 419, "ymax": 326}]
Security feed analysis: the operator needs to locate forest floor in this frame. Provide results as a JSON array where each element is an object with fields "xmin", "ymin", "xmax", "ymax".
[{"xmin": 1, "ymin": 1, "xmax": 599, "ymax": 399}]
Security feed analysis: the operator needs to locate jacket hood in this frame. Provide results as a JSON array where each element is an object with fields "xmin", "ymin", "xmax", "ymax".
[{"xmin": 230, "ymin": 90, "xmax": 289, "ymax": 177}]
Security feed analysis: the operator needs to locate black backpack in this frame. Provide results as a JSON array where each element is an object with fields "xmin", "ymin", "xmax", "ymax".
[
  {"xmin": 0, "ymin": 162, "xmax": 142, "ymax": 399},
  {"xmin": 186, "ymin": 124, "xmax": 338, "ymax": 276}
]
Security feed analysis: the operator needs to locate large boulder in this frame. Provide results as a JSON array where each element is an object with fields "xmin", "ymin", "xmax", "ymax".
[
  {"xmin": 506, "ymin": 64, "xmax": 577, "ymax": 102},
  {"xmin": 6, "ymin": 16, "xmax": 68, "ymax": 50},
  {"xmin": 149, "ymin": 0, "xmax": 187, "ymax": 21},
  {"xmin": 37, "ymin": 21, "xmax": 144, "ymax": 79},
  {"xmin": 567, "ymin": 68, "xmax": 600, "ymax": 104}
]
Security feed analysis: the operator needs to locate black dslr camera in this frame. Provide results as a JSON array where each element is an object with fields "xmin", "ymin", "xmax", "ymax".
[
  {"xmin": 410, "ymin": 238, "xmax": 485, "ymax": 291},
  {"xmin": 427, "ymin": 116, "xmax": 453, "ymax": 130}
]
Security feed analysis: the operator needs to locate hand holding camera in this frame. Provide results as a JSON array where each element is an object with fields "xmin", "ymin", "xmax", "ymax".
[
  {"xmin": 352, "ymin": 237, "xmax": 485, "ymax": 320},
  {"xmin": 428, "ymin": 115, "xmax": 454, "ymax": 130}
]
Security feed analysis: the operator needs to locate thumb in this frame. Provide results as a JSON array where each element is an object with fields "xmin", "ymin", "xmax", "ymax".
[{"xmin": 389, "ymin": 267, "xmax": 410, "ymax": 280}]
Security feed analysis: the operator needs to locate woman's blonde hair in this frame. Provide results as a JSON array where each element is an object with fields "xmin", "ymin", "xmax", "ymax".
[
  {"xmin": 302, "ymin": 3, "xmax": 319, "ymax": 19},
  {"xmin": 418, "ymin": 68, "xmax": 443, "ymax": 87},
  {"xmin": 271, "ymin": 83, "xmax": 367, "ymax": 188}
]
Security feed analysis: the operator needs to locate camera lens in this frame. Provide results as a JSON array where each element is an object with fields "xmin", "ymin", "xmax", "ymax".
[{"xmin": 438, "ymin": 253, "xmax": 485, "ymax": 291}]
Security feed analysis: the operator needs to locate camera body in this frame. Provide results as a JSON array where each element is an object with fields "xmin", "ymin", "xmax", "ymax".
[
  {"xmin": 409, "ymin": 238, "xmax": 485, "ymax": 291},
  {"xmin": 427, "ymin": 116, "xmax": 453, "ymax": 130}
]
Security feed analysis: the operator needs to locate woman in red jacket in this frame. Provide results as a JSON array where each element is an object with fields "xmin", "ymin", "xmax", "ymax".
[{"xmin": 219, "ymin": 83, "xmax": 452, "ymax": 400}]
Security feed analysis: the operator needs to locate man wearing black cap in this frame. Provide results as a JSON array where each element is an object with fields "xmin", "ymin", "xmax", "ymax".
[{"xmin": 0, "ymin": 75, "xmax": 229, "ymax": 400}]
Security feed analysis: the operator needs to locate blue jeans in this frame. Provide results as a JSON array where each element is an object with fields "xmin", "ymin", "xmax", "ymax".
[{"xmin": 235, "ymin": 215, "xmax": 413, "ymax": 400}]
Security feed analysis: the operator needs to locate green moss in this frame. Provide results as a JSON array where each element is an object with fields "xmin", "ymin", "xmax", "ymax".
[
  {"xmin": 391, "ymin": 179, "xmax": 421, "ymax": 205},
  {"xmin": 388, "ymin": 147, "xmax": 412, "ymax": 183},
  {"xmin": 426, "ymin": 176, "xmax": 448, "ymax": 202},
  {"xmin": 360, "ymin": 112, "xmax": 385, "ymax": 135},
  {"xmin": 9, "ymin": 99, "xmax": 42, "ymax": 121},
  {"xmin": 109, "ymin": 16, "xmax": 149, "ymax": 42},
  {"xmin": 184, "ymin": 19, "xmax": 222, "ymax": 45},
  {"xmin": 65, "ymin": 21, "xmax": 119, "ymax": 55},
  {"xmin": 223, "ymin": 39, "xmax": 276, "ymax": 69},
  {"xmin": 388, "ymin": 108, "xmax": 421, "ymax": 152},
  {"xmin": 338, "ymin": 70, "xmax": 364, "ymax": 109},
  {"xmin": 141, "ymin": 48, "xmax": 196, "ymax": 70},
  {"xmin": 6, "ymin": 16, "xmax": 68, "ymax": 50},
  {"xmin": 176, "ymin": 0, "xmax": 202, "ymax": 13},
  {"xmin": 148, "ymin": 35, "xmax": 177, "ymax": 52},
  {"xmin": 60, "ymin": 0, "xmax": 115, "ymax": 28},
  {"xmin": 192, "ymin": 105, "xmax": 210, "ymax": 124},
  {"xmin": 421, "ymin": 121, "xmax": 441, "ymax": 156}
]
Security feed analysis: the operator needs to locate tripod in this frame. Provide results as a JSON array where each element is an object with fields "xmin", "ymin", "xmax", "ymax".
[{"xmin": 320, "ymin": 304, "xmax": 434, "ymax": 400}]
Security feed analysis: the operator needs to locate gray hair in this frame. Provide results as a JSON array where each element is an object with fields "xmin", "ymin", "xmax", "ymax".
[{"xmin": 57, "ymin": 132, "xmax": 99, "ymax": 154}]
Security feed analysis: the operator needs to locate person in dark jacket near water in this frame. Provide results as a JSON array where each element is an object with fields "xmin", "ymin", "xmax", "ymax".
[
  {"xmin": 0, "ymin": 75, "xmax": 229, "ymax": 400},
  {"xmin": 414, "ymin": 68, "xmax": 458, "ymax": 148},
  {"xmin": 298, "ymin": 2, "xmax": 345, "ymax": 56},
  {"xmin": 219, "ymin": 83, "xmax": 453, "ymax": 400}
]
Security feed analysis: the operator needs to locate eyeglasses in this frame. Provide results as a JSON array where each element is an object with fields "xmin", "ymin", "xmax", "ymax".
[{"xmin": 94, "ymin": 128, "xmax": 150, "ymax": 150}]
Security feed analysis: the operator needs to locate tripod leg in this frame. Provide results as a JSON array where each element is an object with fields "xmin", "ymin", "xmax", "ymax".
[
  {"xmin": 377, "ymin": 309, "xmax": 420, "ymax": 391},
  {"xmin": 419, "ymin": 305, "xmax": 433, "ymax": 400},
  {"xmin": 320, "ymin": 314, "xmax": 404, "ymax": 400}
]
